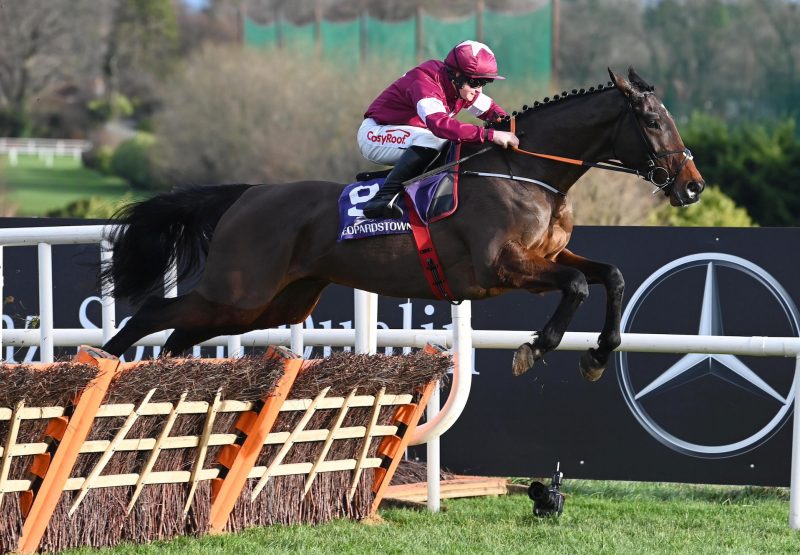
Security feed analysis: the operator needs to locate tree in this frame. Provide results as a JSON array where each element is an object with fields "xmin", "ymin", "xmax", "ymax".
[
  {"xmin": 558, "ymin": 0, "xmax": 649, "ymax": 89},
  {"xmin": 569, "ymin": 171, "xmax": 658, "ymax": 226},
  {"xmin": 0, "ymin": 1, "xmax": 105, "ymax": 135},
  {"xmin": 101, "ymin": 0, "xmax": 180, "ymax": 120},
  {"xmin": 681, "ymin": 112, "xmax": 800, "ymax": 226},
  {"xmin": 152, "ymin": 45, "xmax": 401, "ymax": 186}
]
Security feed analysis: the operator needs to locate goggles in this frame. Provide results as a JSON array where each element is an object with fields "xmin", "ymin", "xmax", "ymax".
[{"xmin": 466, "ymin": 77, "xmax": 494, "ymax": 88}]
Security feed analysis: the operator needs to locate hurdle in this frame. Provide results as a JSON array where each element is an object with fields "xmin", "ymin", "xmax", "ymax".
[
  {"xmin": 0, "ymin": 345, "xmax": 449, "ymax": 553},
  {"xmin": 2, "ymin": 225, "xmax": 800, "ymax": 529}
]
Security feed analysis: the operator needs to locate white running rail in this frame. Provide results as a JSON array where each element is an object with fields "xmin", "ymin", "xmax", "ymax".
[{"xmin": 1, "ymin": 225, "xmax": 799, "ymax": 527}]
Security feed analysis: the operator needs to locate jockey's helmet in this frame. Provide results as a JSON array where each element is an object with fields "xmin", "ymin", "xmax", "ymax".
[{"xmin": 444, "ymin": 40, "xmax": 505, "ymax": 80}]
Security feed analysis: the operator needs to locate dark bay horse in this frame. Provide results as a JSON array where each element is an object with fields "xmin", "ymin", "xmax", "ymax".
[{"xmin": 101, "ymin": 68, "xmax": 705, "ymax": 381}]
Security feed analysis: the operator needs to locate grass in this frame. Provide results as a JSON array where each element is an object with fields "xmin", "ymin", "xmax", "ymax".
[
  {"xmin": 0, "ymin": 153, "xmax": 135, "ymax": 216},
  {"xmin": 60, "ymin": 480, "xmax": 800, "ymax": 555}
]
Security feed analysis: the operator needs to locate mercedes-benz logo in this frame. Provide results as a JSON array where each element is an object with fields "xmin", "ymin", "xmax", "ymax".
[{"xmin": 615, "ymin": 253, "xmax": 799, "ymax": 458}]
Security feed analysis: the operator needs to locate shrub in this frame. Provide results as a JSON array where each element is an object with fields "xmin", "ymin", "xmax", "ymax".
[
  {"xmin": 88, "ymin": 93, "xmax": 135, "ymax": 122},
  {"xmin": 82, "ymin": 145, "xmax": 115, "ymax": 175},
  {"xmin": 45, "ymin": 194, "xmax": 135, "ymax": 219},
  {"xmin": 647, "ymin": 185, "xmax": 756, "ymax": 227},
  {"xmin": 681, "ymin": 113, "xmax": 800, "ymax": 226},
  {"xmin": 110, "ymin": 133, "xmax": 163, "ymax": 190}
]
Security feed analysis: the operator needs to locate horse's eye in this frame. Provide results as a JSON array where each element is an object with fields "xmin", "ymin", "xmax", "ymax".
[{"xmin": 646, "ymin": 120, "xmax": 660, "ymax": 130}]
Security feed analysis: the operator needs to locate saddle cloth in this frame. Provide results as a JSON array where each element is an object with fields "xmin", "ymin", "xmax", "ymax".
[{"xmin": 337, "ymin": 144, "xmax": 461, "ymax": 241}]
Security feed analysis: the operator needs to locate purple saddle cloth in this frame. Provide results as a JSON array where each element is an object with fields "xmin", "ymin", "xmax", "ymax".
[{"xmin": 337, "ymin": 171, "xmax": 455, "ymax": 241}]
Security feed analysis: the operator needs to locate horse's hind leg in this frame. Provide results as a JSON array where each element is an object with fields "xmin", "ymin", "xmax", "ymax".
[
  {"xmin": 102, "ymin": 295, "xmax": 181, "ymax": 357},
  {"xmin": 555, "ymin": 249, "xmax": 625, "ymax": 382},
  {"xmin": 253, "ymin": 278, "xmax": 329, "ymax": 328},
  {"xmin": 163, "ymin": 329, "xmax": 219, "ymax": 357},
  {"xmin": 102, "ymin": 291, "xmax": 260, "ymax": 358}
]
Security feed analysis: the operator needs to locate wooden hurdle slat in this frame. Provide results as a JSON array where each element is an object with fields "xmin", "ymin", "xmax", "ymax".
[
  {"xmin": 0, "ymin": 423, "xmax": 402, "ymax": 471},
  {"xmin": 69, "ymin": 388, "xmax": 157, "ymax": 516},
  {"xmin": 182, "ymin": 389, "xmax": 221, "ymax": 516},
  {"xmin": 17, "ymin": 346, "xmax": 121, "ymax": 555},
  {"xmin": 250, "ymin": 386, "xmax": 332, "ymax": 501},
  {"xmin": 368, "ymin": 343, "xmax": 448, "ymax": 515},
  {"xmin": 369, "ymin": 379, "xmax": 438, "ymax": 516},
  {"xmin": 0, "ymin": 405, "xmax": 64, "ymax": 422},
  {"xmin": 0, "ymin": 400, "xmax": 24, "ymax": 510},
  {"xmin": 208, "ymin": 346, "xmax": 303, "ymax": 534},
  {"xmin": 348, "ymin": 387, "xmax": 385, "ymax": 501},
  {"xmin": 303, "ymin": 388, "xmax": 358, "ymax": 497},
  {"xmin": 251, "ymin": 457, "xmax": 384, "ymax": 479},
  {"xmin": 127, "ymin": 390, "xmax": 189, "ymax": 514}
]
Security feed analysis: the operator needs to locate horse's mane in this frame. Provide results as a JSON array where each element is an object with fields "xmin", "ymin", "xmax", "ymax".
[{"xmin": 489, "ymin": 81, "xmax": 617, "ymax": 130}]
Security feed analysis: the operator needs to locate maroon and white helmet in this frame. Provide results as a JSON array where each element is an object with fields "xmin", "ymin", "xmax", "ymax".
[{"xmin": 444, "ymin": 40, "xmax": 505, "ymax": 80}]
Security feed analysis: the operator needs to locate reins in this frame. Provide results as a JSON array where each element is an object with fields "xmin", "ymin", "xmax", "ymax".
[
  {"xmin": 507, "ymin": 105, "xmax": 694, "ymax": 195},
  {"xmin": 508, "ymin": 116, "xmax": 642, "ymax": 178},
  {"xmin": 401, "ymin": 93, "xmax": 693, "ymax": 197}
]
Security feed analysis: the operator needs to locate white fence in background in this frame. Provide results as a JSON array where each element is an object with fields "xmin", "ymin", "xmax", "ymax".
[
  {"xmin": 1, "ymin": 225, "xmax": 800, "ymax": 527},
  {"xmin": 0, "ymin": 138, "xmax": 92, "ymax": 167}
]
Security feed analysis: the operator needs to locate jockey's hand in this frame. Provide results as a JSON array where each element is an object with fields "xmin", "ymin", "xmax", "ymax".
[{"xmin": 492, "ymin": 130, "xmax": 519, "ymax": 149}]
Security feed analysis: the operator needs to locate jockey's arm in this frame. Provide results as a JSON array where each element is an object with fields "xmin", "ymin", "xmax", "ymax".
[{"xmin": 468, "ymin": 92, "xmax": 508, "ymax": 123}]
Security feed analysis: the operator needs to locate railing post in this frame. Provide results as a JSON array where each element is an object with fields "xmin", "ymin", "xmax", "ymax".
[
  {"xmin": 0, "ymin": 245, "xmax": 4, "ymax": 361},
  {"xmin": 409, "ymin": 301, "xmax": 473, "ymax": 446},
  {"xmin": 354, "ymin": 289, "xmax": 377, "ymax": 354},
  {"xmin": 290, "ymin": 323, "xmax": 304, "ymax": 356},
  {"xmin": 790, "ymin": 354, "xmax": 800, "ymax": 529},
  {"xmin": 100, "ymin": 239, "xmax": 116, "ymax": 346},
  {"xmin": 426, "ymin": 385, "xmax": 441, "ymax": 512},
  {"xmin": 37, "ymin": 243, "xmax": 54, "ymax": 362},
  {"xmin": 227, "ymin": 334, "xmax": 242, "ymax": 358},
  {"xmin": 160, "ymin": 259, "xmax": 179, "ymax": 355}
]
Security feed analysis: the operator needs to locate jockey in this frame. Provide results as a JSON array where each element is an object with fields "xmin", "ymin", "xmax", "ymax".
[{"xmin": 358, "ymin": 40, "xmax": 520, "ymax": 220}]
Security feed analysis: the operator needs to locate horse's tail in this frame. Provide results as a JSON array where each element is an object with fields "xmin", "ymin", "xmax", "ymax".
[{"xmin": 101, "ymin": 184, "xmax": 254, "ymax": 304}]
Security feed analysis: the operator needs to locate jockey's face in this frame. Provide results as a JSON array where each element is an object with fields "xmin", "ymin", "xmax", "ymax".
[{"xmin": 458, "ymin": 81, "xmax": 482, "ymax": 103}]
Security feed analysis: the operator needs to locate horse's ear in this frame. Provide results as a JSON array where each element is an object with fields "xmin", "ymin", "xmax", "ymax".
[
  {"xmin": 628, "ymin": 67, "xmax": 655, "ymax": 92},
  {"xmin": 608, "ymin": 68, "xmax": 639, "ymax": 100}
]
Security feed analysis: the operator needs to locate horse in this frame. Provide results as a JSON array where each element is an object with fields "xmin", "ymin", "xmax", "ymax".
[{"xmin": 100, "ymin": 68, "xmax": 705, "ymax": 381}]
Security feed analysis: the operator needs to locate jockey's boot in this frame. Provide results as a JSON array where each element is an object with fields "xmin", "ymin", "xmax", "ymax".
[{"xmin": 362, "ymin": 145, "xmax": 439, "ymax": 220}]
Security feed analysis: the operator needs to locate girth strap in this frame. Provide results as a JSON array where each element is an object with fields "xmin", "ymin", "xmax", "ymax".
[{"xmin": 405, "ymin": 192, "xmax": 460, "ymax": 304}]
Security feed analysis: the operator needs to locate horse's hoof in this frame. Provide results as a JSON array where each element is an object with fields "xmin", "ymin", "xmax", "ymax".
[
  {"xmin": 512, "ymin": 343, "xmax": 534, "ymax": 376},
  {"xmin": 512, "ymin": 342, "xmax": 546, "ymax": 376},
  {"xmin": 579, "ymin": 349, "xmax": 606, "ymax": 382}
]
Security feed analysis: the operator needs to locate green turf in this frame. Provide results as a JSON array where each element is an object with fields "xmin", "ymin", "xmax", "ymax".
[
  {"xmin": 60, "ymin": 480, "xmax": 800, "ymax": 555},
  {"xmin": 0, "ymin": 153, "xmax": 133, "ymax": 216}
]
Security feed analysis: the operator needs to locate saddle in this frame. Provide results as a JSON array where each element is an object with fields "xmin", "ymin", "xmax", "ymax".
[{"xmin": 350, "ymin": 143, "xmax": 460, "ymax": 227}]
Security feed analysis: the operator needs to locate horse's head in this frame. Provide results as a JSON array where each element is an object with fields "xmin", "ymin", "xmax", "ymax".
[{"xmin": 609, "ymin": 68, "xmax": 705, "ymax": 207}]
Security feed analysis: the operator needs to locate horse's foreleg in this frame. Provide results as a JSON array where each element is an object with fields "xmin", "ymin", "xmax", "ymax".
[
  {"xmin": 493, "ymin": 242, "xmax": 589, "ymax": 377},
  {"xmin": 555, "ymin": 249, "xmax": 625, "ymax": 382}
]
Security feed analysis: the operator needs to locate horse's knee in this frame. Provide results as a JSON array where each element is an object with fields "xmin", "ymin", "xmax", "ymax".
[
  {"xmin": 605, "ymin": 266, "xmax": 625, "ymax": 297},
  {"xmin": 564, "ymin": 271, "xmax": 589, "ymax": 304}
]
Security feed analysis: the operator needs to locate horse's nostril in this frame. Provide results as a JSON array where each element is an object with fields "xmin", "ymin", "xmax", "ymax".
[{"xmin": 687, "ymin": 181, "xmax": 704, "ymax": 195}]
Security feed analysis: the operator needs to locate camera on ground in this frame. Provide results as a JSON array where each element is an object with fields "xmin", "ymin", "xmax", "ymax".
[{"xmin": 528, "ymin": 462, "xmax": 565, "ymax": 517}]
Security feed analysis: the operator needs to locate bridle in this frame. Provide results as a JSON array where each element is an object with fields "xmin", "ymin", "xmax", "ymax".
[
  {"xmin": 507, "ymin": 92, "xmax": 693, "ymax": 197},
  {"xmin": 610, "ymin": 93, "xmax": 694, "ymax": 195}
]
